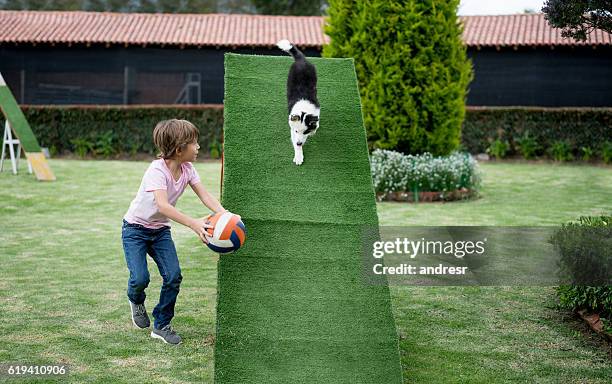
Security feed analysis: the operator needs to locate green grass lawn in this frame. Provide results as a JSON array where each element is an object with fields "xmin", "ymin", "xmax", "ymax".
[{"xmin": 0, "ymin": 159, "xmax": 610, "ymax": 383}]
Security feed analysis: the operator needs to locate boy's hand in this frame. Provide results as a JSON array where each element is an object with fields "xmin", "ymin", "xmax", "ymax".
[
  {"xmin": 190, "ymin": 218, "xmax": 213, "ymax": 244},
  {"xmin": 216, "ymin": 208, "xmax": 241, "ymax": 221}
]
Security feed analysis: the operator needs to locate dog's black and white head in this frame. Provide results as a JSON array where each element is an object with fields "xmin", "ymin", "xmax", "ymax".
[{"xmin": 289, "ymin": 99, "xmax": 320, "ymax": 147}]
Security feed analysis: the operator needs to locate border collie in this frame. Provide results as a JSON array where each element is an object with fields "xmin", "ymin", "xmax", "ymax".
[{"xmin": 277, "ymin": 39, "xmax": 320, "ymax": 165}]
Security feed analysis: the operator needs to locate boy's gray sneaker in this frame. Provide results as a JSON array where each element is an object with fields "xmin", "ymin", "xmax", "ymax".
[
  {"xmin": 129, "ymin": 300, "xmax": 150, "ymax": 329},
  {"xmin": 151, "ymin": 324, "xmax": 182, "ymax": 345}
]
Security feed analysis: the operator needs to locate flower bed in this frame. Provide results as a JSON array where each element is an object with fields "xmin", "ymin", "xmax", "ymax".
[{"xmin": 370, "ymin": 149, "xmax": 481, "ymax": 202}]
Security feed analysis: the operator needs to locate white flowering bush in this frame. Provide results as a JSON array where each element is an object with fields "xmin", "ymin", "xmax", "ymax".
[{"xmin": 370, "ymin": 149, "xmax": 481, "ymax": 194}]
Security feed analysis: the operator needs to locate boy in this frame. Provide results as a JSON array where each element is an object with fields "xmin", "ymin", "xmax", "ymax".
[{"xmin": 122, "ymin": 119, "xmax": 225, "ymax": 345}]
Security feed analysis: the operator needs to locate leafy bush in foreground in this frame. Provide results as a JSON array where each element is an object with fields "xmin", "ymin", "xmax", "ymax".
[{"xmin": 551, "ymin": 216, "xmax": 612, "ymax": 331}]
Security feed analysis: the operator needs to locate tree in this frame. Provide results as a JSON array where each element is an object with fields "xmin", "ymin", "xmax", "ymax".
[
  {"xmin": 542, "ymin": 0, "xmax": 612, "ymax": 41},
  {"xmin": 323, "ymin": 0, "xmax": 473, "ymax": 156},
  {"xmin": 0, "ymin": 0, "xmax": 216, "ymax": 13},
  {"xmin": 251, "ymin": 0, "xmax": 326, "ymax": 15},
  {"xmin": 0, "ymin": 0, "xmax": 324, "ymax": 14}
]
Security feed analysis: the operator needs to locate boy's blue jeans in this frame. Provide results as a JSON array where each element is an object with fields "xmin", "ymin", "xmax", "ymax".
[{"xmin": 122, "ymin": 219, "xmax": 182, "ymax": 329}]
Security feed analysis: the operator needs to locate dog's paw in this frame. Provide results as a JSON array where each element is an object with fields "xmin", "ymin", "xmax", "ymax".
[{"xmin": 293, "ymin": 153, "xmax": 304, "ymax": 165}]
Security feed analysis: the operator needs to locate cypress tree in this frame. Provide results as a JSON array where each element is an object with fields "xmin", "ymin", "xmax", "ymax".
[{"xmin": 323, "ymin": 0, "xmax": 473, "ymax": 155}]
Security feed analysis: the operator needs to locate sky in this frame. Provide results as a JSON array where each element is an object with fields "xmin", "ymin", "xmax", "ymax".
[{"xmin": 458, "ymin": 0, "xmax": 546, "ymax": 15}]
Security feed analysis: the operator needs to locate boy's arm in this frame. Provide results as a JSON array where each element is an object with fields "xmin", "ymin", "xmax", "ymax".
[
  {"xmin": 153, "ymin": 189, "xmax": 210, "ymax": 243},
  {"xmin": 190, "ymin": 182, "xmax": 226, "ymax": 214}
]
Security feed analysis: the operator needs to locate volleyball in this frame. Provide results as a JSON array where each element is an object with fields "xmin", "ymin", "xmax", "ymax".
[{"xmin": 204, "ymin": 211, "xmax": 246, "ymax": 254}]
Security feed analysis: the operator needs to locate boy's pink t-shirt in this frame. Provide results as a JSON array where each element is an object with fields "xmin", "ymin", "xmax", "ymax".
[{"xmin": 124, "ymin": 159, "xmax": 201, "ymax": 229}]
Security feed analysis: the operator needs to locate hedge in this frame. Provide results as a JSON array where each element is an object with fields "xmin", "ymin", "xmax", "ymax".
[
  {"xmin": 21, "ymin": 104, "xmax": 224, "ymax": 158},
  {"xmin": 462, "ymin": 107, "xmax": 612, "ymax": 161},
  {"xmin": 15, "ymin": 105, "xmax": 612, "ymax": 161}
]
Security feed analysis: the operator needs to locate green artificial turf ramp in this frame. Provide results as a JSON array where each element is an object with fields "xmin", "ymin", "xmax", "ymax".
[{"xmin": 215, "ymin": 53, "xmax": 403, "ymax": 384}]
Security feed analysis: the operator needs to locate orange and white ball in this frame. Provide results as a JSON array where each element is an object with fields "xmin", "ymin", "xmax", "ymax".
[{"xmin": 204, "ymin": 211, "xmax": 246, "ymax": 253}]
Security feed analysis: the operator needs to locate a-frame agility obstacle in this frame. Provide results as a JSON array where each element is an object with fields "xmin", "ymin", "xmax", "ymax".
[{"xmin": 0, "ymin": 73, "xmax": 55, "ymax": 181}]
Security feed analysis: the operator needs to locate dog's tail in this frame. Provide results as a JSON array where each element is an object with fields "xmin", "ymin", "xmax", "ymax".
[{"xmin": 277, "ymin": 39, "xmax": 305, "ymax": 62}]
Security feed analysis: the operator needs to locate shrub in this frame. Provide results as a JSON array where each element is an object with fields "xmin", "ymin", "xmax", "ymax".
[
  {"xmin": 580, "ymin": 146, "xmax": 594, "ymax": 161},
  {"xmin": 602, "ymin": 141, "xmax": 612, "ymax": 164},
  {"xmin": 462, "ymin": 107, "xmax": 612, "ymax": 161},
  {"xmin": 22, "ymin": 105, "xmax": 224, "ymax": 158},
  {"xmin": 551, "ymin": 215, "xmax": 611, "ymax": 285},
  {"xmin": 70, "ymin": 138, "xmax": 94, "ymax": 158},
  {"xmin": 370, "ymin": 149, "xmax": 481, "ymax": 195},
  {"xmin": 323, "ymin": 0, "xmax": 473, "ymax": 156},
  {"xmin": 22, "ymin": 105, "xmax": 612, "ymax": 163},
  {"xmin": 551, "ymin": 216, "xmax": 612, "ymax": 329},
  {"xmin": 517, "ymin": 131, "xmax": 541, "ymax": 159},
  {"xmin": 95, "ymin": 130, "xmax": 116, "ymax": 158},
  {"xmin": 22, "ymin": 105, "xmax": 612, "ymax": 162},
  {"xmin": 487, "ymin": 139, "xmax": 509, "ymax": 159},
  {"xmin": 549, "ymin": 140, "xmax": 574, "ymax": 161},
  {"xmin": 207, "ymin": 136, "xmax": 222, "ymax": 159},
  {"xmin": 556, "ymin": 286, "xmax": 612, "ymax": 325}
]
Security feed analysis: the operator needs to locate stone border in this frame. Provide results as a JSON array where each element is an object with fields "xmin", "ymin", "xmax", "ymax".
[
  {"xmin": 376, "ymin": 188, "xmax": 477, "ymax": 203},
  {"xmin": 578, "ymin": 310, "xmax": 612, "ymax": 342}
]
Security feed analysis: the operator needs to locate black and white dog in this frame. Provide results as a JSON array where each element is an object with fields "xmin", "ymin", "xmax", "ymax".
[{"xmin": 277, "ymin": 39, "xmax": 320, "ymax": 165}]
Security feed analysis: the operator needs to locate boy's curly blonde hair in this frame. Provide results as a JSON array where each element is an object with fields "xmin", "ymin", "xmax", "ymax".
[{"xmin": 153, "ymin": 119, "xmax": 199, "ymax": 159}]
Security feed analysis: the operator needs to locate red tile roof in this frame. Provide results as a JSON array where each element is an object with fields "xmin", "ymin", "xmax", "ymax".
[
  {"xmin": 0, "ymin": 11, "xmax": 610, "ymax": 48},
  {"xmin": 0, "ymin": 11, "xmax": 328, "ymax": 48},
  {"xmin": 462, "ymin": 13, "xmax": 612, "ymax": 47}
]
